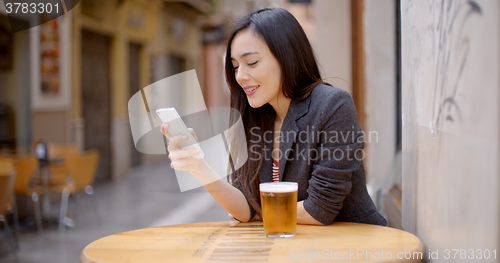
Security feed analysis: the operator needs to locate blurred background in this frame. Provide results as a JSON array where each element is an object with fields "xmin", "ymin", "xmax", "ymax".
[{"xmin": 0, "ymin": 0, "xmax": 499, "ymax": 262}]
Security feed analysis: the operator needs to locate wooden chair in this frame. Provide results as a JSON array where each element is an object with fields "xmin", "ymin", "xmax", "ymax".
[
  {"xmin": 50, "ymin": 149, "xmax": 100, "ymax": 233},
  {"xmin": 0, "ymin": 155, "xmax": 20, "ymax": 246},
  {"xmin": 0, "ymin": 158, "xmax": 18, "ymax": 260},
  {"xmin": 47, "ymin": 144, "xmax": 79, "ymax": 186},
  {"xmin": 4, "ymin": 189, "xmax": 19, "ymax": 248},
  {"xmin": 12, "ymin": 156, "xmax": 44, "ymax": 234}
]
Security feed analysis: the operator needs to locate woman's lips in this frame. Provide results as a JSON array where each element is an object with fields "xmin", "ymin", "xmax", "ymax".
[{"xmin": 243, "ymin": 85, "xmax": 259, "ymax": 96}]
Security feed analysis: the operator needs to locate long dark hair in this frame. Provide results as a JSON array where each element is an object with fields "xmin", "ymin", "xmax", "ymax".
[{"xmin": 225, "ymin": 7, "xmax": 324, "ymax": 218}]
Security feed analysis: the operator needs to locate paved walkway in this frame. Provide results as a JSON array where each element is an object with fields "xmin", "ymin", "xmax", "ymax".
[{"xmin": 0, "ymin": 159, "xmax": 228, "ymax": 263}]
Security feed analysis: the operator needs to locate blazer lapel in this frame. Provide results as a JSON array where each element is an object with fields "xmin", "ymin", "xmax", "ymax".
[{"xmin": 278, "ymin": 95, "xmax": 311, "ymax": 181}]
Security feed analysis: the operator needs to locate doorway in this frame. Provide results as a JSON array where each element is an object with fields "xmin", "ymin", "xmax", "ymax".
[{"xmin": 81, "ymin": 29, "xmax": 111, "ymax": 182}]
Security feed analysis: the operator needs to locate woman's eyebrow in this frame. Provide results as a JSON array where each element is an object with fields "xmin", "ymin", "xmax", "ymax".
[{"xmin": 231, "ymin": 51, "xmax": 259, "ymax": 60}]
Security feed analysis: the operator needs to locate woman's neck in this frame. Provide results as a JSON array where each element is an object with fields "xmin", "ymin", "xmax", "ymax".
[{"xmin": 269, "ymin": 95, "xmax": 292, "ymax": 123}]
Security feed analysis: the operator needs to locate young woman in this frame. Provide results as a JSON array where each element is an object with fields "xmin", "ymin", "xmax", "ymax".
[{"xmin": 162, "ymin": 8, "xmax": 387, "ymax": 226}]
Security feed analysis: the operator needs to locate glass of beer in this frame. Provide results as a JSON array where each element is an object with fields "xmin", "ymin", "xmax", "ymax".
[{"xmin": 260, "ymin": 182, "xmax": 298, "ymax": 238}]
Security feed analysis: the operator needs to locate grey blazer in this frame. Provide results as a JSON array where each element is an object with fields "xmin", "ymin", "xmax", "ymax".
[{"xmin": 247, "ymin": 84, "xmax": 387, "ymax": 226}]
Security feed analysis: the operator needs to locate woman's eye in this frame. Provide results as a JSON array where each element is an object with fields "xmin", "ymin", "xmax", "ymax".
[
  {"xmin": 233, "ymin": 66, "xmax": 239, "ymax": 71},
  {"xmin": 248, "ymin": 61, "xmax": 258, "ymax": 66}
]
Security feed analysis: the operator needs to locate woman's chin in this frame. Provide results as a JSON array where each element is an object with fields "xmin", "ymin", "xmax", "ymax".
[{"xmin": 248, "ymin": 100, "xmax": 265, "ymax": 108}]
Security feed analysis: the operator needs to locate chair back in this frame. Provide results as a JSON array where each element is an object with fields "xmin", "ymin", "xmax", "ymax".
[
  {"xmin": 48, "ymin": 143, "xmax": 78, "ymax": 160},
  {"xmin": 65, "ymin": 149, "xmax": 100, "ymax": 192},
  {"xmin": 12, "ymin": 156, "xmax": 38, "ymax": 194},
  {"xmin": 48, "ymin": 144, "xmax": 79, "ymax": 184},
  {"xmin": 0, "ymin": 158, "xmax": 15, "ymax": 216},
  {"xmin": 0, "ymin": 157, "xmax": 14, "ymax": 174}
]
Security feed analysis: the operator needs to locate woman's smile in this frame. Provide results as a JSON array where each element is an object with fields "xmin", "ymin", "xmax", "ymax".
[{"xmin": 243, "ymin": 85, "xmax": 260, "ymax": 95}]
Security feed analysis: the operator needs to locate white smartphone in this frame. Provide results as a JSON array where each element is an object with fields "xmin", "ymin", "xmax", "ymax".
[{"xmin": 156, "ymin": 107, "xmax": 205, "ymax": 159}]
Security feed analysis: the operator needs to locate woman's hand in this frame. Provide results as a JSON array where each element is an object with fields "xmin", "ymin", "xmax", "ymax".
[
  {"xmin": 161, "ymin": 124, "xmax": 252, "ymax": 222},
  {"xmin": 161, "ymin": 123, "xmax": 206, "ymax": 173}
]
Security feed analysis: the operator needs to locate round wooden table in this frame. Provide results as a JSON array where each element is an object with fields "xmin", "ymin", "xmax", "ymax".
[{"xmin": 81, "ymin": 221, "xmax": 423, "ymax": 262}]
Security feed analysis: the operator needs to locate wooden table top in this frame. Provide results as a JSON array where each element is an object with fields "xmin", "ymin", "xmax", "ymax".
[{"xmin": 81, "ymin": 221, "xmax": 424, "ymax": 263}]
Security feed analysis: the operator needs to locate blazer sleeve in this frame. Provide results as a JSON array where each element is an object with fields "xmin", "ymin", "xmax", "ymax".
[{"xmin": 302, "ymin": 89, "xmax": 365, "ymax": 225}]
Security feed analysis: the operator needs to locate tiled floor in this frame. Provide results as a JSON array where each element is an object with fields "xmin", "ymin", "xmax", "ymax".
[{"xmin": 0, "ymin": 160, "xmax": 228, "ymax": 263}]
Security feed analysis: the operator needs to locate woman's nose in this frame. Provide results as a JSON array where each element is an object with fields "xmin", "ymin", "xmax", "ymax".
[{"xmin": 235, "ymin": 67, "xmax": 250, "ymax": 84}]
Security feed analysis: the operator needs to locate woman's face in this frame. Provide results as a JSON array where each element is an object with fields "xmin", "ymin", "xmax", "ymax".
[{"xmin": 230, "ymin": 29, "xmax": 282, "ymax": 108}]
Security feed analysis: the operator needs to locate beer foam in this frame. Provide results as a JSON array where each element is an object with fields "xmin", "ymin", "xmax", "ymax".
[{"xmin": 260, "ymin": 182, "xmax": 298, "ymax": 193}]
